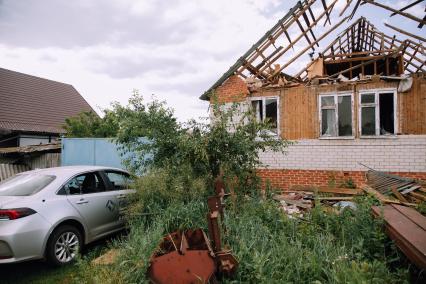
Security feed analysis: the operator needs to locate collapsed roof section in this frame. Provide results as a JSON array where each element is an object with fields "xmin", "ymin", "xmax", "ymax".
[{"xmin": 200, "ymin": 0, "xmax": 426, "ymax": 100}]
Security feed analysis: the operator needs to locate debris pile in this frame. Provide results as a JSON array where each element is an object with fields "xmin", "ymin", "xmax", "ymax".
[{"xmin": 273, "ymin": 185, "xmax": 361, "ymax": 218}]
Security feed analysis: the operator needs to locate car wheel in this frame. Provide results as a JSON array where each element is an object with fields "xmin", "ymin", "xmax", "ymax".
[{"xmin": 46, "ymin": 225, "xmax": 82, "ymax": 266}]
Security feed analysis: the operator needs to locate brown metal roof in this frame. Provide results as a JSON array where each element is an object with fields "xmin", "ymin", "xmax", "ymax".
[{"xmin": 0, "ymin": 67, "xmax": 95, "ymax": 134}]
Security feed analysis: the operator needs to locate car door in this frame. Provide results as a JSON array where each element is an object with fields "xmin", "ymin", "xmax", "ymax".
[
  {"xmin": 102, "ymin": 170, "xmax": 135, "ymax": 225},
  {"xmin": 65, "ymin": 171, "xmax": 120, "ymax": 238}
]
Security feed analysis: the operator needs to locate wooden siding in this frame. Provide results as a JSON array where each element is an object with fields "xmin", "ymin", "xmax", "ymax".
[{"xmin": 250, "ymin": 75, "xmax": 426, "ymax": 140}]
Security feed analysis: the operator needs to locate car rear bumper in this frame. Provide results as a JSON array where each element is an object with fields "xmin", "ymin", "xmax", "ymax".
[{"xmin": 0, "ymin": 214, "xmax": 51, "ymax": 264}]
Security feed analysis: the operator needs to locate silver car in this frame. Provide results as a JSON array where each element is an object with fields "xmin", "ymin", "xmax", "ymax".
[{"xmin": 0, "ymin": 166, "xmax": 135, "ymax": 266}]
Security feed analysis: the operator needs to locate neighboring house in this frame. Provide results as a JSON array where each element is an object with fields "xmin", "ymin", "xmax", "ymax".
[
  {"xmin": 0, "ymin": 67, "xmax": 96, "ymax": 147},
  {"xmin": 200, "ymin": 1, "xmax": 426, "ymax": 189}
]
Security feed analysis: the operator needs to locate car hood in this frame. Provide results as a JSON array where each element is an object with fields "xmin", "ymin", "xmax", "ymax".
[{"xmin": 0, "ymin": 196, "xmax": 25, "ymax": 209}]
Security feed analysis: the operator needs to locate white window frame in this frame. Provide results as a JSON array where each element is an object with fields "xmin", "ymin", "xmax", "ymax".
[
  {"xmin": 249, "ymin": 96, "xmax": 280, "ymax": 136},
  {"xmin": 318, "ymin": 92, "xmax": 354, "ymax": 139},
  {"xmin": 358, "ymin": 88, "xmax": 397, "ymax": 138}
]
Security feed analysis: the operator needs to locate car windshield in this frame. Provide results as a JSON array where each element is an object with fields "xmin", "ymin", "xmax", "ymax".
[{"xmin": 0, "ymin": 174, "xmax": 56, "ymax": 196}]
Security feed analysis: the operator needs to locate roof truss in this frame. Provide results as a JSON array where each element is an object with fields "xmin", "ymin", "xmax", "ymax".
[{"xmin": 201, "ymin": 0, "xmax": 426, "ymax": 100}]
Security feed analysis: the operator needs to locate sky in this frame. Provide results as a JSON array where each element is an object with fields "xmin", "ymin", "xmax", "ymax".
[{"xmin": 0, "ymin": 0, "xmax": 424, "ymax": 122}]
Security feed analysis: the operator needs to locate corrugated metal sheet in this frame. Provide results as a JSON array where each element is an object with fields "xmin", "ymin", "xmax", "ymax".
[
  {"xmin": 29, "ymin": 153, "xmax": 61, "ymax": 169},
  {"xmin": 0, "ymin": 163, "xmax": 30, "ymax": 181}
]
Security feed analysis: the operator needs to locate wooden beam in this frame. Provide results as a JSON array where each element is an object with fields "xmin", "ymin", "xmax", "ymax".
[
  {"xmin": 384, "ymin": 23, "xmax": 426, "ymax": 43},
  {"xmin": 327, "ymin": 51, "xmax": 398, "ymax": 78},
  {"xmin": 340, "ymin": 0, "xmax": 354, "ymax": 16},
  {"xmin": 302, "ymin": 12, "xmax": 319, "ymax": 46},
  {"xmin": 272, "ymin": 16, "xmax": 349, "ymax": 79},
  {"xmin": 349, "ymin": 0, "xmax": 362, "ymax": 20},
  {"xmin": 390, "ymin": 0, "xmax": 424, "ymax": 17},
  {"xmin": 257, "ymin": 0, "xmax": 340, "ymax": 76},
  {"xmin": 363, "ymin": 0, "xmax": 426, "ymax": 26},
  {"xmin": 321, "ymin": 0, "xmax": 332, "ymax": 25}
]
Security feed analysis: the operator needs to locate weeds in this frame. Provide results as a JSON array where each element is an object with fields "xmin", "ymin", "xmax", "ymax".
[{"xmin": 72, "ymin": 167, "xmax": 410, "ymax": 283}]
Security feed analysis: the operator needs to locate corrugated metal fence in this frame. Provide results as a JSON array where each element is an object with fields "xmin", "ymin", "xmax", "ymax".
[
  {"xmin": 0, "ymin": 163, "xmax": 30, "ymax": 181},
  {"xmin": 29, "ymin": 153, "xmax": 61, "ymax": 169}
]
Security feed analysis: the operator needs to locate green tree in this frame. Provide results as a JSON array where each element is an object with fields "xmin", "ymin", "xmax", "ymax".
[{"xmin": 63, "ymin": 110, "xmax": 119, "ymax": 137}]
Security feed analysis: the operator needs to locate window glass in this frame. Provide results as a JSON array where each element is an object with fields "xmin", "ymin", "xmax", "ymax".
[
  {"xmin": 379, "ymin": 93, "xmax": 394, "ymax": 134},
  {"xmin": 321, "ymin": 96, "xmax": 335, "ymax": 107},
  {"xmin": 361, "ymin": 107, "xmax": 376, "ymax": 135},
  {"xmin": 65, "ymin": 173, "xmax": 105, "ymax": 195},
  {"xmin": 0, "ymin": 174, "xmax": 55, "ymax": 196},
  {"xmin": 251, "ymin": 100, "xmax": 263, "ymax": 121},
  {"xmin": 105, "ymin": 171, "xmax": 132, "ymax": 191},
  {"xmin": 361, "ymin": 94, "xmax": 375, "ymax": 104},
  {"xmin": 321, "ymin": 109, "xmax": 337, "ymax": 136},
  {"xmin": 338, "ymin": 96, "xmax": 352, "ymax": 136},
  {"xmin": 265, "ymin": 99, "xmax": 278, "ymax": 132}
]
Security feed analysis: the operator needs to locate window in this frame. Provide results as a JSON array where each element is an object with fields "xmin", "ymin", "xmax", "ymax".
[
  {"xmin": 250, "ymin": 97, "xmax": 279, "ymax": 134},
  {"xmin": 0, "ymin": 174, "xmax": 55, "ymax": 196},
  {"xmin": 64, "ymin": 172, "xmax": 105, "ymax": 195},
  {"xmin": 319, "ymin": 94, "xmax": 353, "ymax": 137},
  {"xmin": 359, "ymin": 90, "xmax": 396, "ymax": 136},
  {"xmin": 105, "ymin": 171, "xmax": 132, "ymax": 191}
]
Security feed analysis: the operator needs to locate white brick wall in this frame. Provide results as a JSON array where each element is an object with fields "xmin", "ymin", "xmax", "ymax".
[{"xmin": 259, "ymin": 135, "xmax": 426, "ymax": 172}]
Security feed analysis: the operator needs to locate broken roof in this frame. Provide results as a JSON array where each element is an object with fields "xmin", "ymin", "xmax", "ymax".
[
  {"xmin": 201, "ymin": 0, "xmax": 426, "ymax": 100},
  {"xmin": 0, "ymin": 67, "xmax": 95, "ymax": 134}
]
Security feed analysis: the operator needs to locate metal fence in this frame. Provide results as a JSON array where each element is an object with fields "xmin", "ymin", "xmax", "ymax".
[{"xmin": 0, "ymin": 163, "xmax": 30, "ymax": 181}]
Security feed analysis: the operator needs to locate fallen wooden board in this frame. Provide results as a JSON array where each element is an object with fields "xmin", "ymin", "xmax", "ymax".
[
  {"xmin": 362, "ymin": 185, "xmax": 416, "ymax": 207},
  {"xmin": 273, "ymin": 195, "xmax": 312, "ymax": 209},
  {"xmin": 315, "ymin": 196, "xmax": 354, "ymax": 201},
  {"xmin": 410, "ymin": 192, "xmax": 426, "ymax": 202},
  {"xmin": 289, "ymin": 185, "xmax": 362, "ymax": 195},
  {"xmin": 372, "ymin": 205, "xmax": 426, "ymax": 269},
  {"xmin": 392, "ymin": 187, "xmax": 408, "ymax": 203}
]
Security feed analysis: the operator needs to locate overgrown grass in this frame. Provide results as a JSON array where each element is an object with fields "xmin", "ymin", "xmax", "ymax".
[{"xmin": 72, "ymin": 169, "xmax": 411, "ymax": 283}]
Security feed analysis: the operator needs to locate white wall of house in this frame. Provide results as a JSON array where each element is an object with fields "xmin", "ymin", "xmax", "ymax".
[{"xmin": 259, "ymin": 135, "xmax": 426, "ymax": 172}]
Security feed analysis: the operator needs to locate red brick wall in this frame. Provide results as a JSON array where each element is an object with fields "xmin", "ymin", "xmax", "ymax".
[
  {"xmin": 211, "ymin": 75, "xmax": 248, "ymax": 103},
  {"xmin": 257, "ymin": 169, "xmax": 426, "ymax": 190}
]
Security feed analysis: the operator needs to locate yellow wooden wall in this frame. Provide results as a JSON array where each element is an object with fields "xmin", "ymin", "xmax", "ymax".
[{"xmin": 250, "ymin": 74, "xmax": 426, "ymax": 140}]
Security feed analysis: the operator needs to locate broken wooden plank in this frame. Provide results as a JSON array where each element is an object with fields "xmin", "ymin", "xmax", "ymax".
[
  {"xmin": 409, "ymin": 192, "xmax": 426, "ymax": 202},
  {"xmin": 362, "ymin": 185, "xmax": 416, "ymax": 206},
  {"xmin": 315, "ymin": 196, "xmax": 354, "ymax": 201},
  {"xmin": 392, "ymin": 187, "xmax": 409, "ymax": 203},
  {"xmin": 289, "ymin": 185, "xmax": 362, "ymax": 195}
]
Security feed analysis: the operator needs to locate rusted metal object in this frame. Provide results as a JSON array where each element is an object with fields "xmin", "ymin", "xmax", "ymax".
[
  {"xmin": 147, "ymin": 178, "xmax": 238, "ymax": 283},
  {"xmin": 148, "ymin": 229, "xmax": 217, "ymax": 284}
]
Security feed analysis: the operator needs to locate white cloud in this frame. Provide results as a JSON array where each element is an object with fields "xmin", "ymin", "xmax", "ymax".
[{"xmin": 0, "ymin": 0, "xmax": 423, "ymax": 123}]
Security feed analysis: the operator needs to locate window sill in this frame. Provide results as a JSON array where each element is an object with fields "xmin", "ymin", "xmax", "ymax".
[
  {"xmin": 359, "ymin": 135, "xmax": 397, "ymax": 139},
  {"xmin": 319, "ymin": 136, "xmax": 355, "ymax": 140}
]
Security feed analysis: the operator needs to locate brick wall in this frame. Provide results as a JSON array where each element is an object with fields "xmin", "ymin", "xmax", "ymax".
[
  {"xmin": 257, "ymin": 169, "xmax": 426, "ymax": 190},
  {"xmin": 211, "ymin": 75, "xmax": 248, "ymax": 103},
  {"xmin": 257, "ymin": 135, "xmax": 426, "ymax": 190}
]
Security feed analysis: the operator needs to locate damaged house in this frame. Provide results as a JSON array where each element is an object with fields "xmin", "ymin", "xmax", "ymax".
[{"xmin": 200, "ymin": 0, "xmax": 426, "ymax": 189}]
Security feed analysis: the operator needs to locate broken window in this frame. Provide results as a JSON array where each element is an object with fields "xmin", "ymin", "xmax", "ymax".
[
  {"xmin": 320, "ymin": 94, "xmax": 353, "ymax": 137},
  {"xmin": 360, "ymin": 90, "xmax": 396, "ymax": 136},
  {"xmin": 251, "ymin": 97, "xmax": 278, "ymax": 134}
]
